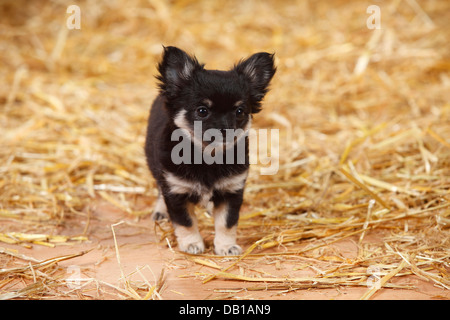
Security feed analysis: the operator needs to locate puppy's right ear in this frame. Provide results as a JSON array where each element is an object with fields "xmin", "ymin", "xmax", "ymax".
[
  {"xmin": 234, "ymin": 52, "xmax": 276, "ymax": 113},
  {"xmin": 157, "ymin": 46, "xmax": 202, "ymax": 98}
]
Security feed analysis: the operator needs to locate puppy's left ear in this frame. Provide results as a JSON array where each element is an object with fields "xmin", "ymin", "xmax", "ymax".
[
  {"xmin": 157, "ymin": 46, "xmax": 203, "ymax": 99},
  {"xmin": 234, "ymin": 52, "xmax": 276, "ymax": 113}
]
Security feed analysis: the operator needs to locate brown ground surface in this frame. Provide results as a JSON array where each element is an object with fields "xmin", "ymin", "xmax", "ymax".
[{"xmin": 1, "ymin": 201, "xmax": 448, "ymax": 300}]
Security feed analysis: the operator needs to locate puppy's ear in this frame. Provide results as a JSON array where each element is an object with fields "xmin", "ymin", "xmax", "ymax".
[
  {"xmin": 157, "ymin": 46, "xmax": 202, "ymax": 98},
  {"xmin": 234, "ymin": 52, "xmax": 276, "ymax": 113}
]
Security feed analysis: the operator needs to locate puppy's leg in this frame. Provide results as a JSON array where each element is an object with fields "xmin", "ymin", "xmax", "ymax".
[
  {"xmin": 152, "ymin": 189, "xmax": 168, "ymax": 221},
  {"xmin": 164, "ymin": 194, "xmax": 204, "ymax": 254},
  {"xmin": 213, "ymin": 191, "xmax": 243, "ymax": 256}
]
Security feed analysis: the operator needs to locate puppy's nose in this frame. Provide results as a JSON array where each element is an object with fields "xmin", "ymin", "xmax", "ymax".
[{"xmin": 218, "ymin": 129, "xmax": 228, "ymax": 140}]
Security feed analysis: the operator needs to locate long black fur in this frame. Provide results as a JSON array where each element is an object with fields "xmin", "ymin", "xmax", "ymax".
[{"xmin": 145, "ymin": 46, "xmax": 275, "ymax": 253}]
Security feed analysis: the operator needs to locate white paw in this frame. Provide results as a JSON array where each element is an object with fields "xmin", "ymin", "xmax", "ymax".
[
  {"xmin": 174, "ymin": 224, "xmax": 205, "ymax": 255},
  {"xmin": 180, "ymin": 241, "xmax": 205, "ymax": 255},
  {"xmin": 215, "ymin": 244, "xmax": 242, "ymax": 256}
]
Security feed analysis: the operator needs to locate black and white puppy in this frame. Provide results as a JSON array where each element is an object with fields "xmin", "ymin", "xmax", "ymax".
[{"xmin": 145, "ymin": 46, "xmax": 275, "ymax": 255}]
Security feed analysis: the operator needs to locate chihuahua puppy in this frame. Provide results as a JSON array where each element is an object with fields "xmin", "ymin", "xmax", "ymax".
[{"xmin": 145, "ymin": 46, "xmax": 275, "ymax": 255}]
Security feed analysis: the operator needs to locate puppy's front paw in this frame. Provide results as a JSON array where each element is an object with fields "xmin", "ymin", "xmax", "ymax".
[
  {"xmin": 179, "ymin": 241, "xmax": 205, "ymax": 254},
  {"xmin": 186, "ymin": 242, "xmax": 205, "ymax": 254},
  {"xmin": 174, "ymin": 224, "xmax": 204, "ymax": 255},
  {"xmin": 215, "ymin": 244, "xmax": 242, "ymax": 256}
]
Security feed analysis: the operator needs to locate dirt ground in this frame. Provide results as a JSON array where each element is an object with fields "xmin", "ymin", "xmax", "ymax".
[{"xmin": 1, "ymin": 200, "xmax": 448, "ymax": 300}]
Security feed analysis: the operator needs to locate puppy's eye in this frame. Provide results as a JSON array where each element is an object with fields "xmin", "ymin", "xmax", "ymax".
[
  {"xmin": 236, "ymin": 107, "xmax": 245, "ymax": 116},
  {"xmin": 196, "ymin": 106, "xmax": 209, "ymax": 118}
]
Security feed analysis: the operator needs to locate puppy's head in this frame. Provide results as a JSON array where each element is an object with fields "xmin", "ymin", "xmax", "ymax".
[{"xmin": 157, "ymin": 46, "xmax": 276, "ymax": 146}]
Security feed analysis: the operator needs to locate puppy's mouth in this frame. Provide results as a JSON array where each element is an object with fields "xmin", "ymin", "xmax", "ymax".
[
  {"xmin": 202, "ymin": 128, "xmax": 247, "ymax": 148},
  {"xmin": 202, "ymin": 140, "xmax": 230, "ymax": 151},
  {"xmin": 173, "ymin": 109, "xmax": 251, "ymax": 150}
]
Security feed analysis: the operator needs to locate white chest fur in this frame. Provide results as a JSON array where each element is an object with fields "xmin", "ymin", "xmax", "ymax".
[{"xmin": 164, "ymin": 170, "xmax": 248, "ymax": 206}]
